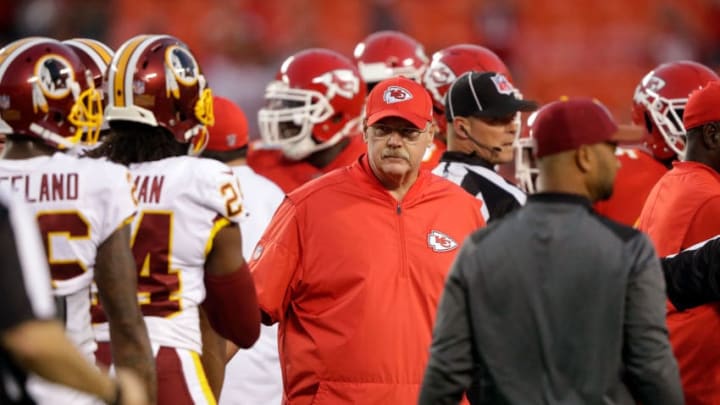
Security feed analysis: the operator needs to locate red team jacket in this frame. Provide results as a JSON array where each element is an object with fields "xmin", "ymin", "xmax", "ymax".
[
  {"xmin": 638, "ymin": 161, "xmax": 720, "ymax": 405},
  {"xmin": 593, "ymin": 147, "xmax": 668, "ymax": 226},
  {"xmin": 250, "ymin": 155, "xmax": 485, "ymax": 405},
  {"xmin": 247, "ymin": 134, "xmax": 367, "ymax": 193}
]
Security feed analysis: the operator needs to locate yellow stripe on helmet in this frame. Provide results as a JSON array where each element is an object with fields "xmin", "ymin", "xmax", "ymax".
[{"xmin": 111, "ymin": 35, "xmax": 152, "ymax": 108}]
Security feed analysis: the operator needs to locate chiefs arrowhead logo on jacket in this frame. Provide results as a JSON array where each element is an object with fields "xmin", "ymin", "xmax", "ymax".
[{"xmin": 427, "ymin": 230, "xmax": 458, "ymax": 252}]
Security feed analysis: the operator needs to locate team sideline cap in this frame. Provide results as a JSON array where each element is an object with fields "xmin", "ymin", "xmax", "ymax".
[
  {"xmin": 206, "ymin": 96, "xmax": 249, "ymax": 152},
  {"xmin": 683, "ymin": 80, "xmax": 720, "ymax": 130},
  {"xmin": 446, "ymin": 71, "xmax": 537, "ymax": 122},
  {"xmin": 365, "ymin": 76, "xmax": 432, "ymax": 129},
  {"xmin": 532, "ymin": 98, "xmax": 643, "ymax": 159}
]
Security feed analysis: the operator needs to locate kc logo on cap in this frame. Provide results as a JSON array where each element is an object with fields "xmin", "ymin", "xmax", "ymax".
[{"xmin": 383, "ymin": 86, "xmax": 414, "ymax": 104}]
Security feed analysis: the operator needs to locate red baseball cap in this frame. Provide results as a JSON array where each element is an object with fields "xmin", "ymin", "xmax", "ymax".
[
  {"xmin": 206, "ymin": 96, "xmax": 248, "ymax": 152},
  {"xmin": 365, "ymin": 76, "xmax": 432, "ymax": 129},
  {"xmin": 532, "ymin": 98, "xmax": 643, "ymax": 159},
  {"xmin": 683, "ymin": 80, "xmax": 720, "ymax": 130}
]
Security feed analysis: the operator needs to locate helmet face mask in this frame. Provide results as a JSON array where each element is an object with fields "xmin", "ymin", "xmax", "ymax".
[
  {"xmin": 0, "ymin": 37, "xmax": 102, "ymax": 150},
  {"xmin": 631, "ymin": 60, "xmax": 719, "ymax": 161},
  {"xmin": 63, "ymin": 38, "xmax": 114, "ymax": 145},
  {"xmin": 105, "ymin": 34, "xmax": 213, "ymax": 156},
  {"xmin": 514, "ymin": 111, "xmax": 539, "ymax": 193},
  {"xmin": 258, "ymin": 49, "xmax": 365, "ymax": 160}
]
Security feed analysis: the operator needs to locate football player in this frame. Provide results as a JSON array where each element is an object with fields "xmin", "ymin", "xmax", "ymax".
[
  {"xmin": 248, "ymin": 48, "xmax": 367, "ymax": 193},
  {"xmin": 88, "ymin": 34, "xmax": 260, "ymax": 405},
  {"xmin": 593, "ymin": 61, "xmax": 719, "ymax": 225},
  {"xmin": 0, "ymin": 37, "xmax": 155, "ymax": 404}
]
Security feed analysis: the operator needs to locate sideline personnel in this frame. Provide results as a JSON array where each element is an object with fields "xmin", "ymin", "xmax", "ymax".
[
  {"xmin": 420, "ymin": 98, "xmax": 682, "ymax": 405},
  {"xmin": 250, "ymin": 76, "xmax": 485, "ymax": 404}
]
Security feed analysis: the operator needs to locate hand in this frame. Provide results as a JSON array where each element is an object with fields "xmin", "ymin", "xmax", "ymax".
[{"xmin": 114, "ymin": 368, "xmax": 150, "ymax": 405}]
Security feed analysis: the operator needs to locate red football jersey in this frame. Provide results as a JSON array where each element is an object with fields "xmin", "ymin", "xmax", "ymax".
[
  {"xmin": 247, "ymin": 134, "xmax": 367, "ymax": 193},
  {"xmin": 637, "ymin": 161, "xmax": 720, "ymax": 405},
  {"xmin": 593, "ymin": 147, "xmax": 668, "ymax": 226}
]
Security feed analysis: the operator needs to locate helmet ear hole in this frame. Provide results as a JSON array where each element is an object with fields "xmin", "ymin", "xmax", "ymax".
[
  {"xmin": 330, "ymin": 113, "xmax": 343, "ymax": 124},
  {"xmin": 644, "ymin": 112, "xmax": 654, "ymax": 134}
]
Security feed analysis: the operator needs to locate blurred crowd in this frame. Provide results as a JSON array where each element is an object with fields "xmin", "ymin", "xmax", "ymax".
[{"xmin": 2, "ymin": 0, "xmax": 720, "ymax": 132}]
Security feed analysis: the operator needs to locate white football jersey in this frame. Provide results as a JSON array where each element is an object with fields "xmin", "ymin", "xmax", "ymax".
[
  {"xmin": 0, "ymin": 152, "xmax": 135, "ymax": 354},
  {"xmin": 93, "ymin": 156, "xmax": 243, "ymax": 353},
  {"xmin": 221, "ymin": 165, "xmax": 284, "ymax": 405}
]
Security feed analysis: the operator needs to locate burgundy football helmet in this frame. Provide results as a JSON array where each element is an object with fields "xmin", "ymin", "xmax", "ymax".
[
  {"xmin": 632, "ymin": 60, "xmax": 719, "ymax": 161},
  {"xmin": 258, "ymin": 48, "xmax": 366, "ymax": 160},
  {"xmin": 353, "ymin": 30, "xmax": 428, "ymax": 91},
  {"xmin": 0, "ymin": 37, "xmax": 102, "ymax": 150},
  {"xmin": 105, "ymin": 34, "xmax": 213, "ymax": 155},
  {"xmin": 63, "ymin": 38, "xmax": 114, "ymax": 144}
]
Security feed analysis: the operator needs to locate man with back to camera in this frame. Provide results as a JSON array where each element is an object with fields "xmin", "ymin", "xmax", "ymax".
[
  {"xmin": 420, "ymin": 98, "xmax": 682, "ymax": 405},
  {"xmin": 433, "ymin": 71, "xmax": 537, "ymax": 222},
  {"xmin": 0, "ymin": 188, "xmax": 148, "ymax": 405}
]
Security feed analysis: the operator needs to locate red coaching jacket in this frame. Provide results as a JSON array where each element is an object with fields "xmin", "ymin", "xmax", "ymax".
[
  {"xmin": 250, "ymin": 155, "xmax": 484, "ymax": 405},
  {"xmin": 637, "ymin": 160, "xmax": 720, "ymax": 405}
]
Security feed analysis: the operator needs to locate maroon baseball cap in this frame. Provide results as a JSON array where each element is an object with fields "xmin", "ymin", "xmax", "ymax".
[
  {"xmin": 531, "ymin": 98, "xmax": 643, "ymax": 159},
  {"xmin": 684, "ymin": 80, "xmax": 720, "ymax": 130},
  {"xmin": 206, "ymin": 96, "xmax": 249, "ymax": 152},
  {"xmin": 365, "ymin": 76, "xmax": 433, "ymax": 129}
]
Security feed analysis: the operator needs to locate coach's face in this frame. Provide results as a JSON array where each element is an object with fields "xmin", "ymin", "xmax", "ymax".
[{"xmin": 364, "ymin": 116, "xmax": 433, "ymax": 185}]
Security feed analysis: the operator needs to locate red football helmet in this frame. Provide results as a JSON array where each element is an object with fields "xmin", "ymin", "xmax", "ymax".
[
  {"xmin": 423, "ymin": 44, "xmax": 511, "ymax": 136},
  {"xmin": 632, "ymin": 60, "xmax": 719, "ymax": 161},
  {"xmin": 63, "ymin": 38, "xmax": 114, "ymax": 144},
  {"xmin": 105, "ymin": 34, "xmax": 213, "ymax": 156},
  {"xmin": 352, "ymin": 30, "xmax": 428, "ymax": 90},
  {"xmin": 514, "ymin": 110, "xmax": 540, "ymax": 193},
  {"xmin": 0, "ymin": 37, "xmax": 102, "ymax": 150},
  {"xmin": 258, "ymin": 48, "xmax": 366, "ymax": 160}
]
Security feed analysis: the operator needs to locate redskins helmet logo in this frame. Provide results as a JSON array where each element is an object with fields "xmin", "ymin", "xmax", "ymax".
[
  {"xmin": 165, "ymin": 45, "xmax": 199, "ymax": 86},
  {"xmin": 383, "ymin": 86, "xmax": 413, "ymax": 104},
  {"xmin": 35, "ymin": 55, "xmax": 75, "ymax": 99},
  {"xmin": 312, "ymin": 69, "xmax": 360, "ymax": 100}
]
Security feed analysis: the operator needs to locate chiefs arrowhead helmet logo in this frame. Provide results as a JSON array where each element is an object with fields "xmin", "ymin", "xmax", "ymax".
[
  {"xmin": 427, "ymin": 230, "xmax": 458, "ymax": 253},
  {"xmin": 312, "ymin": 69, "xmax": 360, "ymax": 100},
  {"xmin": 383, "ymin": 86, "xmax": 413, "ymax": 104}
]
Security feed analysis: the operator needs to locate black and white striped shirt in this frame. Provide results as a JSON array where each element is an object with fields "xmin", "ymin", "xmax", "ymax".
[
  {"xmin": 432, "ymin": 152, "xmax": 526, "ymax": 222},
  {"xmin": 0, "ymin": 189, "xmax": 55, "ymax": 404}
]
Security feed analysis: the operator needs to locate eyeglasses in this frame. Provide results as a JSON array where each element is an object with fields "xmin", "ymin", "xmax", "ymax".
[{"xmin": 369, "ymin": 123, "xmax": 429, "ymax": 142}]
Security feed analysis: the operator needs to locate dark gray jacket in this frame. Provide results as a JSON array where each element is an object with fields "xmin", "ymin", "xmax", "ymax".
[{"xmin": 419, "ymin": 193, "xmax": 683, "ymax": 405}]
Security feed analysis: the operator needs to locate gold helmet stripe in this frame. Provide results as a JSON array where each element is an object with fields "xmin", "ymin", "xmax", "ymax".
[
  {"xmin": 65, "ymin": 39, "xmax": 114, "ymax": 73},
  {"xmin": 0, "ymin": 37, "xmax": 52, "ymax": 81},
  {"xmin": 110, "ymin": 35, "xmax": 153, "ymax": 108}
]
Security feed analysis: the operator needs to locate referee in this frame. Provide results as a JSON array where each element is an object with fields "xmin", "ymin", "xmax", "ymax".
[
  {"xmin": 0, "ymin": 190, "xmax": 147, "ymax": 405},
  {"xmin": 432, "ymin": 71, "xmax": 537, "ymax": 222}
]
